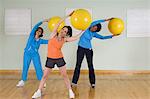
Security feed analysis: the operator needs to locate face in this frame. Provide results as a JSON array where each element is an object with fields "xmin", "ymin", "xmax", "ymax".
[
  {"xmin": 36, "ymin": 28, "xmax": 43, "ymax": 37},
  {"xmin": 59, "ymin": 27, "xmax": 68, "ymax": 37},
  {"xmin": 90, "ymin": 25, "xmax": 98, "ymax": 32}
]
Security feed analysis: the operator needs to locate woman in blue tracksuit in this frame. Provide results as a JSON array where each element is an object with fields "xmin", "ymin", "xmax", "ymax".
[
  {"xmin": 72, "ymin": 18, "xmax": 119, "ymax": 88},
  {"xmin": 16, "ymin": 19, "xmax": 49, "ymax": 87}
]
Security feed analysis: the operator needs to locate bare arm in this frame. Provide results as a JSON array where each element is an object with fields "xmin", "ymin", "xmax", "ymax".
[
  {"xmin": 50, "ymin": 11, "xmax": 75, "ymax": 39},
  {"xmin": 104, "ymin": 17, "xmax": 114, "ymax": 21},
  {"xmin": 42, "ymin": 19, "xmax": 49, "ymax": 23},
  {"xmin": 49, "ymin": 16, "xmax": 68, "ymax": 39},
  {"xmin": 65, "ymin": 31, "xmax": 84, "ymax": 42}
]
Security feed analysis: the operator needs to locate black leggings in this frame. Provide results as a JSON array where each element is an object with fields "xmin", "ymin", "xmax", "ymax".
[{"xmin": 72, "ymin": 46, "xmax": 95, "ymax": 84}]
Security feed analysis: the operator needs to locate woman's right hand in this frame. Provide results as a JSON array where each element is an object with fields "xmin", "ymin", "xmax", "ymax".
[
  {"xmin": 68, "ymin": 11, "xmax": 75, "ymax": 17},
  {"xmin": 43, "ymin": 19, "xmax": 50, "ymax": 23},
  {"xmin": 105, "ymin": 17, "xmax": 114, "ymax": 21},
  {"xmin": 112, "ymin": 34, "xmax": 120, "ymax": 37}
]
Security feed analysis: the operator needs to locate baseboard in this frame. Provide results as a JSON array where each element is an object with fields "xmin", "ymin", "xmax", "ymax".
[{"xmin": 0, "ymin": 70, "xmax": 150, "ymax": 75}]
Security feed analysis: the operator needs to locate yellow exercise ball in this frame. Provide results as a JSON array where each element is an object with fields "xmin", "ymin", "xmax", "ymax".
[
  {"xmin": 48, "ymin": 16, "xmax": 65, "ymax": 32},
  {"xmin": 108, "ymin": 18, "xmax": 124, "ymax": 35},
  {"xmin": 70, "ymin": 9, "xmax": 92, "ymax": 30}
]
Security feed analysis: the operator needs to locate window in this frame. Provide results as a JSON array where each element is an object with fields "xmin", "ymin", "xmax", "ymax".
[
  {"xmin": 5, "ymin": 9, "xmax": 31, "ymax": 35},
  {"xmin": 127, "ymin": 9, "xmax": 150, "ymax": 37}
]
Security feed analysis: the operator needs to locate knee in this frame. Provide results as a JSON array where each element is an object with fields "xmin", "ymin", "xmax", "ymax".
[
  {"xmin": 75, "ymin": 65, "xmax": 81, "ymax": 70},
  {"xmin": 89, "ymin": 69, "xmax": 95, "ymax": 74},
  {"xmin": 89, "ymin": 66, "xmax": 94, "ymax": 70},
  {"xmin": 61, "ymin": 72, "xmax": 67, "ymax": 78},
  {"xmin": 43, "ymin": 74, "xmax": 48, "ymax": 80},
  {"xmin": 88, "ymin": 63, "xmax": 93, "ymax": 67},
  {"xmin": 88, "ymin": 64, "xmax": 94, "ymax": 69}
]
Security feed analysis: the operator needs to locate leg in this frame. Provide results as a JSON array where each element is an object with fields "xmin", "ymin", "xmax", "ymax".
[
  {"xmin": 59, "ymin": 66, "xmax": 75, "ymax": 98},
  {"xmin": 72, "ymin": 46, "xmax": 85, "ymax": 84},
  {"xmin": 22, "ymin": 52, "xmax": 32, "ymax": 81},
  {"xmin": 32, "ymin": 53, "xmax": 43, "ymax": 80},
  {"xmin": 32, "ymin": 58, "xmax": 54, "ymax": 98},
  {"xmin": 85, "ymin": 49, "xmax": 95, "ymax": 85},
  {"xmin": 38, "ymin": 67, "xmax": 52, "ymax": 90},
  {"xmin": 59, "ymin": 66, "xmax": 71, "ymax": 89}
]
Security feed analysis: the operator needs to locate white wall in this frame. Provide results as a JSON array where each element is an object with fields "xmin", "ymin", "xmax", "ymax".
[
  {"xmin": 0, "ymin": 0, "xmax": 149, "ymax": 70},
  {"xmin": 149, "ymin": 38, "xmax": 150, "ymax": 70},
  {"xmin": 148, "ymin": 0, "xmax": 150, "ymax": 70},
  {"xmin": 0, "ymin": 0, "xmax": 3, "ymax": 69}
]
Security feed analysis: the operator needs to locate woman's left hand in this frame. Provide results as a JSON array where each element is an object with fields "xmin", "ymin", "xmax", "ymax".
[
  {"xmin": 112, "ymin": 34, "xmax": 120, "ymax": 37},
  {"xmin": 69, "ymin": 11, "xmax": 75, "ymax": 16},
  {"xmin": 105, "ymin": 17, "xmax": 114, "ymax": 21},
  {"xmin": 43, "ymin": 19, "xmax": 49, "ymax": 23}
]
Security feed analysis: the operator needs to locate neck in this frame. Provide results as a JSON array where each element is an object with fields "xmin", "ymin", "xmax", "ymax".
[
  {"xmin": 35, "ymin": 35, "xmax": 39, "ymax": 39},
  {"xmin": 57, "ymin": 34, "xmax": 63, "ymax": 41},
  {"xmin": 90, "ymin": 29, "xmax": 93, "ymax": 32}
]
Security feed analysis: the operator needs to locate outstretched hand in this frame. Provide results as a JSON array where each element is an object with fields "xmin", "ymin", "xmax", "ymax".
[
  {"xmin": 69, "ymin": 11, "xmax": 75, "ymax": 16},
  {"xmin": 109, "ymin": 17, "xmax": 115, "ymax": 20},
  {"xmin": 112, "ymin": 34, "xmax": 120, "ymax": 37},
  {"xmin": 43, "ymin": 19, "xmax": 50, "ymax": 23},
  {"xmin": 105, "ymin": 17, "xmax": 115, "ymax": 21}
]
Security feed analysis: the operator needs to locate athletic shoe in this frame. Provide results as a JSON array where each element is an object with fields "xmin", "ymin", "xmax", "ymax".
[
  {"xmin": 69, "ymin": 89, "xmax": 75, "ymax": 99},
  {"xmin": 16, "ymin": 80, "xmax": 25, "ymax": 87},
  {"xmin": 91, "ymin": 84, "xmax": 95, "ymax": 88},
  {"xmin": 71, "ymin": 83, "xmax": 77, "ymax": 87},
  {"xmin": 32, "ymin": 89, "xmax": 41, "ymax": 98}
]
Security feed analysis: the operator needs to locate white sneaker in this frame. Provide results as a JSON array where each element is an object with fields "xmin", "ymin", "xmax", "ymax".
[
  {"xmin": 32, "ymin": 89, "xmax": 41, "ymax": 98},
  {"xmin": 16, "ymin": 80, "xmax": 25, "ymax": 87},
  {"xmin": 91, "ymin": 84, "xmax": 95, "ymax": 88},
  {"xmin": 69, "ymin": 89, "xmax": 75, "ymax": 99},
  {"xmin": 44, "ymin": 83, "xmax": 46, "ymax": 88},
  {"xmin": 71, "ymin": 83, "xmax": 77, "ymax": 87}
]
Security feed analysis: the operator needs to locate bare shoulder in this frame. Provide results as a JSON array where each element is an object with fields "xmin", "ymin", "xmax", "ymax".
[{"xmin": 50, "ymin": 33, "xmax": 57, "ymax": 39}]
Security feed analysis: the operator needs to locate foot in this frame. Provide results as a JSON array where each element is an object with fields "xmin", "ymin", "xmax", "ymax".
[
  {"xmin": 16, "ymin": 80, "xmax": 25, "ymax": 87},
  {"xmin": 71, "ymin": 83, "xmax": 77, "ymax": 87},
  {"xmin": 69, "ymin": 89, "xmax": 75, "ymax": 99},
  {"xmin": 91, "ymin": 84, "xmax": 95, "ymax": 88},
  {"xmin": 32, "ymin": 89, "xmax": 41, "ymax": 99}
]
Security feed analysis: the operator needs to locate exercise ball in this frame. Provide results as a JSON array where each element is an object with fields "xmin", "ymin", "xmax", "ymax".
[
  {"xmin": 48, "ymin": 16, "xmax": 65, "ymax": 32},
  {"xmin": 108, "ymin": 18, "xmax": 124, "ymax": 35},
  {"xmin": 70, "ymin": 9, "xmax": 92, "ymax": 30}
]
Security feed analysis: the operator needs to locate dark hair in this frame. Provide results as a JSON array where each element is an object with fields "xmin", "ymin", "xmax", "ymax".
[
  {"xmin": 63, "ymin": 26, "xmax": 72, "ymax": 37},
  {"xmin": 35, "ymin": 27, "xmax": 44, "ymax": 37},
  {"xmin": 90, "ymin": 23, "xmax": 102, "ymax": 32}
]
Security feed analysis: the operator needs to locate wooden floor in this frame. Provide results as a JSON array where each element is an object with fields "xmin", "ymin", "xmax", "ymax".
[{"xmin": 0, "ymin": 74, "xmax": 150, "ymax": 99}]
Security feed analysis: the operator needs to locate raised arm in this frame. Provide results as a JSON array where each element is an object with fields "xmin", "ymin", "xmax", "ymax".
[
  {"xmin": 90, "ymin": 18, "xmax": 114, "ymax": 28},
  {"xmin": 65, "ymin": 31, "xmax": 84, "ymax": 42},
  {"xmin": 93, "ymin": 32, "xmax": 113, "ymax": 40},
  {"xmin": 50, "ymin": 11, "xmax": 75, "ymax": 39},
  {"xmin": 30, "ymin": 21, "xmax": 43, "ymax": 37},
  {"xmin": 90, "ymin": 20, "xmax": 105, "ymax": 28},
  {"xmin": 30, "ymin": 19, "xmax": 49, "ymax": 37},
  {"xmin": 49, "ymin": 16, "xmax": 68, "ymax": 39}
]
